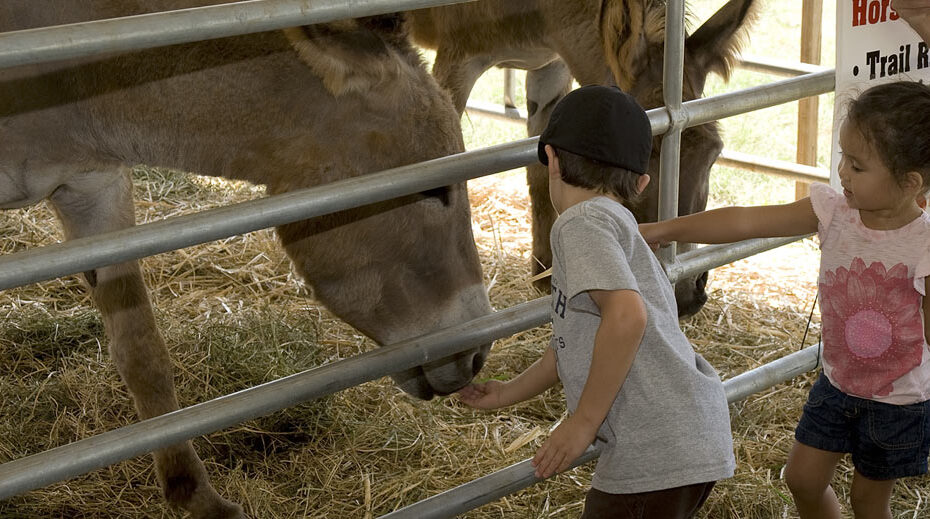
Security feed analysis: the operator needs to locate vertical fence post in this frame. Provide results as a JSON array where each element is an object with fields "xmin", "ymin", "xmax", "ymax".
[
  {"xmin": 657, "ymin": 0, "xmax": 686, "ymax": 263},
  {"xmin": 503, "ymin": 68, "xmax": 521, "ymax": 119},
  {"xmin": 503, "ymin": 68, "xmax": 516, "ymax": 109}
]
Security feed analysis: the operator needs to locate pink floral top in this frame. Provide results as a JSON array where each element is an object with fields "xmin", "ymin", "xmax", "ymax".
[{"xmin": 811, "ymin": 183, "xmax": 930, "ymax": 404}]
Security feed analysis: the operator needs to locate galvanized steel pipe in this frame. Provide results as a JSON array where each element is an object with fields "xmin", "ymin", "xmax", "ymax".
[
  {"xmin": 0, "ymin": 0, "xmax": 476, "ymax": 70},
  {"xmin": 717, "ymin": 149, "xmax": 831, "ymax": 183},
  {"xmin": 739, "ymin": 55, "xmax": 829, "ymax": 77},
  {"xmin": 687, "ymin": 69, "xmax": 835, "ymax": 127},
  {"xmin": 725, "ymin": 343, "xmax": 822, "ymax": 403},
  {"xmin": 0, "ymin": 70, "xmax": 832, "ymax": 293},
  {"xmin": 664, "ymin": 236, "xmax": 812, "ymax": 285},
  {"xmin": 0, "ymin": 140, "xmax": 535, "ymax": 292},
  {"xmin": 657, "ymin": 0, "xmax": 687, "ymax": 263}
]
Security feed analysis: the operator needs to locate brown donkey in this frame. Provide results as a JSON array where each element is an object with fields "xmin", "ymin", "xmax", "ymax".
[
  {"xmin": 0, "ymin": 2, "xmax": 492, "ymax": 517},
  {"xmin": 407, "ymin": 0, "xmax": 758, "ymax": 316}
]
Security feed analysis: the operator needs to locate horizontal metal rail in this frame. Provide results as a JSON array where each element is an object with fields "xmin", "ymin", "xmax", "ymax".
[
  {"xmin": 0, "ymin": 71, "xmax": 833, "ymax": 292},
  {"xmin": 466, "ymin": 57, "xmax": 829, "ymax": 123},
  {"xmin": 683, "ymin": 69, "xmax": 834, "ymax": 128},
  {"xmin": 0, "ymin": 231, "xmax": 814, "ymax": 499},
  {"xmin": 664, "ymin": 235, "xmax": 811, "ymax": 285},
  {"xmin": 379, "ymin": 344, "xmax": 823, "ymax": 519},
  {"xmin": 468, "ymin": 68, "xmax": 836, "ymax": 135},
  {"xmin": 0, "ymin": 0, "xmax": 475, "ymax": 70},
  {"xmin": 724, "ymin": 343, "xmax": 822, "ymax": 403},
  {"xmin": 739, "ymin": 55, "xmax": 829, "ymax": 77},
  {"xmin": 0, "ymin": 140, "xmax": 534, "ymax": 292},
  {"xmin": 465, "ymin": 98, "xmax": 529, "ymax": 123},
  {"xmin": 466, "ymin": 70, "xmax": 836, "ymax": 185},
  {"xmin": 450, "ymin": 134, "xmax": 831, "ymax": 188},
  {"xmin": 717, "ymin": 150, "xmax": 830, "ymax": 183}
]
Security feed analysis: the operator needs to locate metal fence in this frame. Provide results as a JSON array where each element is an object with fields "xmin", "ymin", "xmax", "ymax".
[{"xmin": 0, "ymin": 0, "xmax": 834, "ymax": 515}]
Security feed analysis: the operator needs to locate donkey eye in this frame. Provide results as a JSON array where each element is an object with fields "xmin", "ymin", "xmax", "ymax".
[{"xmin": 420, "ymin": 186, "xmax": 450, "ymax": 207}]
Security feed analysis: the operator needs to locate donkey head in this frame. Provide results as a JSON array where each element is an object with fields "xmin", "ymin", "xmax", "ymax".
[
  {"xmin": 278, "ymin": 15, "xmax": 492, "ymax": 399},
  {"xmin": 600, "ymin": 0, "xmax": 758, "ymax": 316}
]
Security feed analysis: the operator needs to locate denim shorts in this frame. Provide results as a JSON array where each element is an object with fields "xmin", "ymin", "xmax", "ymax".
[{"xmin": 795, "ymin": 373, "xmax": 930, "ymax": 480}]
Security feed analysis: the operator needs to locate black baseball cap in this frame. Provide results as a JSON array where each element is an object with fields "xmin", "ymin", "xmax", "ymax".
[{"xmin": 537, "ymin": 85, "xmax": 652, "ymax": 175}]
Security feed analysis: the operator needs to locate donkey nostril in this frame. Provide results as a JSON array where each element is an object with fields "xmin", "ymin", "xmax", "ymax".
[
  {"xmin": 471, "ymin": 353, "xmax": 485, "ymax": 376},
  {"xmin": 696, "ymin": 291, "xmax": 708, "ymax": 305},
  {"xmin": 695, "ymin": 272, "xmax": 708, "ymax": 292}
]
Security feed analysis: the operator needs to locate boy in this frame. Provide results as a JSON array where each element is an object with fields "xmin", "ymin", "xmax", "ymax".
[{"xmin": 457, "ymin": 85, "xmax": 735, "ymax": 518}]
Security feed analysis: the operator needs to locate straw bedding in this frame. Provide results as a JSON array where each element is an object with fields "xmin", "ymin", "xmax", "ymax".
[{"xmin": 1, "ymin": 167, "xmax": 927, "ymax": 518}]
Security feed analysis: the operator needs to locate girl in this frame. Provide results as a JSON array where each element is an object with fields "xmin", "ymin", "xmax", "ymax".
[{"xmin": 640, "ymin": 80, "xmax": 930, "ymax": 519}]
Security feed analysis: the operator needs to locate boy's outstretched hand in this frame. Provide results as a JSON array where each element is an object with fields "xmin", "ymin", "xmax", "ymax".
[
  {"xmin": 532, "ymin": 415, "xmax": 597, "ymax": 479},
  {"xmin": 457, "ymin": 380, "xmax": 506, "ymax": 409}
]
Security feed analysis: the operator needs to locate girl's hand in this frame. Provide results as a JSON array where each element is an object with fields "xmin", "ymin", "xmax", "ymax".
[
  {"xmin": 531, "ymin": 415, "xmax": 597, "ymax": 479},
  {"xmin": 638, "ymin": 222, "xmax": 669, "ymax": 251},
  {"xmin": 457, "ymin": 380, "xmax": 506, "ymax": 409}
]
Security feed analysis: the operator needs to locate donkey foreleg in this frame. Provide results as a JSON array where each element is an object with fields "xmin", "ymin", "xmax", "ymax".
[
  {"xmin": 525, "ymin": 59, "xmax": 573, "ymax": 290},
  {"xmin": 47, "ymin": 167, "xmax": 243, "ymax": 519},
  {"xmin": 432, "ymin": 49, "xmax": 497, "ymax": 114}
]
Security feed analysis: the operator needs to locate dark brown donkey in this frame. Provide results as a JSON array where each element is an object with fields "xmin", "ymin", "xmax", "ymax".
[
  {"xmin": 0, "ymin": 1, "xmax": 492, "ymax": 517},
  {"xmin": 407, "ymin": 0, "xmax": 758, "ymax": 316}
]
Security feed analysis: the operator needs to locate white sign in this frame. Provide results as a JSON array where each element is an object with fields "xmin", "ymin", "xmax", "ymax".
[{"xmin": 832, "ymin": 0, "xmax": 930, "ymax": 188}]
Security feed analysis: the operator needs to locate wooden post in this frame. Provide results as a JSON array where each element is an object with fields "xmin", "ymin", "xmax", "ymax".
[{"xmin": 796, "ymin": 0, "xmax": 823, "ymax": 199}]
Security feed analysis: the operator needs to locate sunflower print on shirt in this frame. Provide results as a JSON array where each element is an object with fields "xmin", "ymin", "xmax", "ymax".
[{"xmin": 821, "ymin": 258, "xmax": 925, "ymax": 398}]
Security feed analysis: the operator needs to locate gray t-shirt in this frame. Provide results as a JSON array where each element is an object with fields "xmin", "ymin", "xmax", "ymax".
[{"xmin": 550, "ymin": 196, "xmax": 735, "ymax": 494}]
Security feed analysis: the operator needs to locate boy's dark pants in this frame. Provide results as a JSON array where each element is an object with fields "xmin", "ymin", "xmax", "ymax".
[{"xmin": 581, "ymin": 481, "xmax": 716, "ymax": 519}]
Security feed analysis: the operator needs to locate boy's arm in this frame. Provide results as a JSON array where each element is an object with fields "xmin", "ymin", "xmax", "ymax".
[
  {"xmin": 893, "ymin": 0, "xmax": 930, "ymax": 44},
  {"xmin": 498, "ymin": 347, "xmax": 561, "ymax": 406},
  {"xmin": 639, "ymin": 197, "xmax": 818, "ymax": 247},
  {"xmin": 571, "ymin": 289, "xmax": 645, "ymax": 433},
  {"xmin": 457, "ymin": 347, "xmax": 560, "ymax": 409},
  {"xmin": 532, "ymin": 288, "xmax": 646, "ymax": 478}
]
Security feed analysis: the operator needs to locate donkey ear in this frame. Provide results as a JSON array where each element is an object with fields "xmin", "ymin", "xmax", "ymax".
[
  {"xmin": 599, "ymin": 0, "xmax": 650, "ymax": 92},
  {"xmin": 285, "ymin": 15, "xmax": 411, "ymax": 97},
  {"xmin": 685, "ymin": 0, "xmax": 758, "ymax": 82}
]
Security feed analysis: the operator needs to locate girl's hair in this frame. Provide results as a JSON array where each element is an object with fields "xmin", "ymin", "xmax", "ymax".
[
  {"xmin": 554, "ymin": 148, "xmax": 643, "ymax": 203},
  {"xmin": 846, "ymin": 81, "xmax": 930, "ymax": 193}
]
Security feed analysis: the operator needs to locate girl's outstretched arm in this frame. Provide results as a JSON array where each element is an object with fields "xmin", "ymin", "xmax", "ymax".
[{"xmin": 639, "ymin": 197, "xmax": 819, "ymax": 248}]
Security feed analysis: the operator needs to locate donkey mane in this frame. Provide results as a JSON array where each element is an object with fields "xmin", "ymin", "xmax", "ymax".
[{"xmin": 286, "ymin": 15, "xmax": 430, "ymax": 97}]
